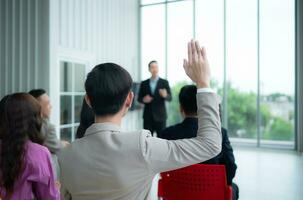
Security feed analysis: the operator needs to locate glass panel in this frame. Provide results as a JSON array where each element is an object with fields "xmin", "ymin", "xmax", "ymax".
[
  {"xmin": 260, "ymin": 0, "xmax": 295, "ymax": 145},
  {"xmin": 195, "ymin": 0, "xmax": 224, "ymax": 93},
  {"xmin": 74, "ymin": 63, "xmax": 86, "ymax": 92},
  {"xmin": 141, "ymin": 0, "xmax": 165, "ymax": 5},
  {"xmin": 166, "ymin": 1, "xmax": 193, "ymax": 126},
  {"xmin": 60, "ymin": 96, "xmax": 72, "ymax": 124},
  {"xmin": 226, "ymin": 0, "xmax": 258, "ymax": 141},
  {"xmin": 60, "ymin": 61, "xmax": 73, "ymax": 92},
  {"xmin": 141, "ymin": 4, "xmax": 166, "ymax": 80},
  {"xmin": 167, "ymin": 1, "xmax": 192, "ymax": 86},
  {"xmin": 74, "ymin": 95, "xmax": 84, "ymax": 123},
  {"xmin": 60, "ymin": 127, "xmax": 72, "ymax": 143}
]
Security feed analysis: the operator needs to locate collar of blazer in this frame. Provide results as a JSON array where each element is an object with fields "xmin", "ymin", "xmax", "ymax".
[{"xmin": 84, "ymin": 122, "xmax": 121, "ymax": 136}]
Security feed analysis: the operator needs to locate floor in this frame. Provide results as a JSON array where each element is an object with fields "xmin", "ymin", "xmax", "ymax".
[{"xmin": 151, "ymin": 147, "xmax": 303, "ymax": 200}]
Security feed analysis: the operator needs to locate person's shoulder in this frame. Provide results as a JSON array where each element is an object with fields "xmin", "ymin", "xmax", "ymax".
[
  {"xmin": 160, "ymin": 123, "xmax": 181, "ymax": 139},
  {"xmin": 26, "ymin": 141, "xmax": 51, "ymax": 166},
  {"xmin": 159, "ymin": 78, "xmax": 168, "ymax": 83},
  {"xmin": 120, "ymin": 129, "xmax": 151, "ymax": 144},
  {"xmin": 42, "ymin": 119, "xmax": 55, "ymax": 130},
  {"xmin": 27, "ymin": 141, "xmax": 50, "ymax": 155},
  {"xmin": 161, "ymin": 125, "xmax": 176, "ymax": 135},
  {"xmin": 141, "ymin": 79, "xmax": 149, "ymax": 84}
]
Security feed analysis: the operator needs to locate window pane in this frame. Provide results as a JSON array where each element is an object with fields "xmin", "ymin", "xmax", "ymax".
[
  {"xmin": 75, "ymin": 95, "xmax": 84, "ymax": 123},
  {"xmin": 166, "ymin": 1, "xmax": 193, "ymax": 126},
  {"xmin": 74, "ymin": 63, "xmax": 86, "ymax": 92},
  {"xmin": 226, "ymin": 0, "xmax": 258, "ymax": 140},
  {"xmin": 260, "ymin": 0, "xmax": 295, "ymax": 144},
  {"xmin": 141, "ymin": 4, "xmax": 166, "ymax": 80},
  {"xmin": 60, "ymin": 127, "xmax": 72, "ymax": 143},
  {"xmin": 60, "ymin": 96, "xmax": 72, "ymax": 124},
  {"xmin": 195, "ymin": 0, "xmax": 224, "ymax": 92},
  {"xmin": 60, "ymin": 61, "xmax": 73, "ymax": 92},
  {"xmin": 167, "ymin": 1, "xmax": 193, "ymax": 86}
]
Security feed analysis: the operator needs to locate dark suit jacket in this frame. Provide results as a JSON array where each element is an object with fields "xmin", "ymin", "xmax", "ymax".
[
  {"xmin": 160, "ymin": 117, "xmax": 237, "ymax": 185},
  {"xmin": 138, "ymin": 78, "xmax": 172, "ymax": 122}
]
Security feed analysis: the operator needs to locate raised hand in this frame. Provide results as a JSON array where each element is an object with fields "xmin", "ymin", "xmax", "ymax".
[{"xmin": 183, "ymin": 40, "xmax": 210, "ymax": 88}]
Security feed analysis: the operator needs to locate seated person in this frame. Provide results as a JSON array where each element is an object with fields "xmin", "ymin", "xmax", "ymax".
[
  {"xmin": 58, "ymin": 40, "xmax": 222, "ymax": 200},
  {"xmin": 160, "ymin": 85, "xmax": 239, "ymax": 200},
  {"xmin": 0, "ymin": 93, "xmax": 60, "ymax": 200},
  {"xmin": 29, "ymin": 89, "xmax": 69, "ymax": 153},
  {"xmin": 29, "ymin": 89, "xmax": 69, "ymax": 181}
]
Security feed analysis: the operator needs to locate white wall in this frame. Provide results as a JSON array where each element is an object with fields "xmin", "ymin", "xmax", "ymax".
[
  {"xmin": 49, "ymin": 0, "xmax": 142, "ymax": 132},
  {"xmin": 0, "ymin": 0, "xmax": 50, "ymax": 97}
]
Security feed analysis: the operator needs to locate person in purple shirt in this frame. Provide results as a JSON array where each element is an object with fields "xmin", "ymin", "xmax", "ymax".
[{"xmin": 0, "ymin": 93, "xmax": 60, "ymax": 200}]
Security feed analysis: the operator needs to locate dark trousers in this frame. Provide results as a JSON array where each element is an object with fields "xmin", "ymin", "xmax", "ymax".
[
  {"xmin": 143, "ymin": 118, "xmax": 166, "ymax": 137},
  {"xmin": 232, "ymin": 182, "xmax": 239, "ymax": 200}
]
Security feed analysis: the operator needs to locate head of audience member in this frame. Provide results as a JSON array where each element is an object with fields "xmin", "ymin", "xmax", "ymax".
[
  {"xmin": 0, "ymin": 93, "xmax": 44, "ymax": 196},
  {"xmin": 76, "ymin": 98, "xmax": 95, "ymax": 139},
  {"xmin": 148, "ymin": 60, "xmax": 159, "ymax": 79},
  {"xmin": 0, "ymin": 95, "xmax": 10, "ymax": 139},
  {"xmin": 85, "ymin": 63, "xmax": 133, "ymax": 123},
  {"xmin": 179, "ymin": 85, "xmax": 197, "ymax": 118},
  {"xmin": 28, "ymin": 89, "xmax": 52, "ymax": 119}
]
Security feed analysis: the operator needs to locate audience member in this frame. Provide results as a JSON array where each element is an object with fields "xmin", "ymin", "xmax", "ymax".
[
  {"xmin": 0, "ymin": 93, "xmax": 60, "ymax": 199},
  {"xmin": 160, "ymin": 85, "xmax": 239, "ymax": 200},
  {"xmin": 58, "ymin": 40, "xmax": 222, "ymax": 200},
  {"xmin": 29, "ymin": 89, "xmax": 69, "ymax": 153},
  {"xmin": 76, "ymin": 98, "xmax": 94, "ymax": 139},
  {"xmin": 138, "ymin": 60, "xmax": 172, "ymax": 137}
]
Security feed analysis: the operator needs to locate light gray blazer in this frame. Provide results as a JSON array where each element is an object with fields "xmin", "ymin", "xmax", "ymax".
[
  {"xmin": 41, "ymin": 119, "xmax": 64, "ymax": 154},
  {"xmin": 58, "ymin": 92, "xmax": 222, "ymax": 200}
]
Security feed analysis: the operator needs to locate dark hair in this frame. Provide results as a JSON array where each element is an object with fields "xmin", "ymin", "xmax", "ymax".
[
  {"xmin": 85, "ymin": 63, "xmax": 133, "ymax": 116},
  {"xmin": 0, "ymin": 95, "xmax": 10, "ymax": 139},
  {"xmin": 76, "ymin": 98, "xmax": 95, "ymax": 139},
  {"xmin": 148, "ymin": 60, "xmax": 157, "ymax": 68},
  {"xmin": 179, "ymin": 85, "xmax": 197, "ymax": 115},
  {"xmin": 28, "ymin": 89, "xmax": 46, "ymax": 99},
  {"xmin": 0, "ymin": 93, "xmax": 44, "ymax": 196}
]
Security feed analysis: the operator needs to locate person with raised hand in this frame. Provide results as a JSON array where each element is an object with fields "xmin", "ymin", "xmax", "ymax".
[{"xmin": 58, "ymin": 39, "xmax": 222, "ymax": 200}]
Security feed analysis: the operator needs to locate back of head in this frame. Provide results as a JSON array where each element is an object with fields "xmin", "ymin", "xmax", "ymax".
[
  {"xmin": 76, "ymin": 98, "xmax": 95, "ymax": 139},
  {"xmin": 0, "ymin": 93, "xmax": 44, "ymax": 195},
  {"xmin": 179, "ymin": 85, "xmax": 197, "ymax": 116},
  {"xmin": 85, "ymin": 63, "xmax": 133, "ymax": 116},
  {"xmin": 28, "ymin": 89, "xmax": 46, "ymax": 99}
]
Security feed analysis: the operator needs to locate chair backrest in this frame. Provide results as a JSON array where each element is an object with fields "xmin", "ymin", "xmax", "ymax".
[{"xmin": 158, "ymin": 164, "xmax": 232, "ymax": 200}]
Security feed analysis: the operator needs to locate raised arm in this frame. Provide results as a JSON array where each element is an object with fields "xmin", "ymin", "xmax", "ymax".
[{"xmin": 140, "ymin": 40, "xmax": 222, "ymax": 173}]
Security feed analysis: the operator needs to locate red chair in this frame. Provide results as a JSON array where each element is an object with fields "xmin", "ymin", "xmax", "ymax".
[{"xmin": 158, "ymin": 164, "xmax": 232, "ymax": 200}]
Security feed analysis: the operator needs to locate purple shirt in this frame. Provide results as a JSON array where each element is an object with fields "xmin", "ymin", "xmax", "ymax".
[{"xmin": 0, "ymin": 141, "xmax": 60, "ymax": 200}]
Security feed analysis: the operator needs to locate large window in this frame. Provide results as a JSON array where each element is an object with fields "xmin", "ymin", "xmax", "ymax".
[
  {"xmin": 259, "ymin": 0, "xmax": 295, "ymax": 146},
  {"xmin": 226, "ymin": 0, "xmax": 258, "ymax": 142},
  {"xmin": 141, "ymin": 4, "xmax": 166, "ymax": 80},
  {"xmin": 60, "ymin": 61, "xmax": 86, "ymax": 142},
  {"xmin": 140, "ymin": 0, "xmax": 295, "ymax": 148}
]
